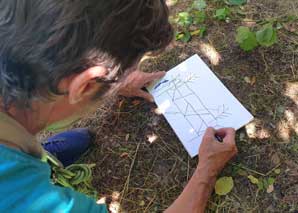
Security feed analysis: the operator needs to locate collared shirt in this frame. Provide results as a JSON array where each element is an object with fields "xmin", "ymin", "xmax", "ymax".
[{"xmin": 0, "ymin": 112, "xmax": 108, "ymax": 213}]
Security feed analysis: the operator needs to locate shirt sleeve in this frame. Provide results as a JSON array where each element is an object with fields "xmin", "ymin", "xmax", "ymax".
[{"xmin": 29, "ymin": 182, "xmax": 108, "ymax": 213}]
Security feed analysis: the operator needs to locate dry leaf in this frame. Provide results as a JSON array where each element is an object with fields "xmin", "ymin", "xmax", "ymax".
[
  {"xmin": 120, "ymin": 152, "xmax": 129, "ymax": 158},
  {"xmin": 267, "ymin": 184, "xmax": 274, "ymax": 193},
  {"xmin": 125, "ymin": 134, "xmax": 130, "ymax": 142}
]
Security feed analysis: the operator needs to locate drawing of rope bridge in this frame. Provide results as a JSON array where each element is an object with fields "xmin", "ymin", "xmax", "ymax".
[{"xmin": 153, "ymin": 75, "xmax": 231, "ymax": 143}]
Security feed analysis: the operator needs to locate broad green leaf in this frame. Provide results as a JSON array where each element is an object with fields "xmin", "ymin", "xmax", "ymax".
[
  {"xmin": 214, "ymin": 8, "xmax": 230, "ymax": 20},
  {"xmin": 256, "ymin": 24, "xmax": 278, "ymax": 47},
  {"xmin": 193, "ymin": 11, "xmax": 206, "ymax": 24},
  {"xmin": 192, "ymin": 0, "xmax": 207, "ymax": 10},
  {"xmin": 190, "ymin": 26, "xmax": 206, "ymax": 37},
  {"xmin": 175, "ymin": 31, "xmax": 191, "ymax": 42},
  {"xmin": 236, "ymin": 26, "xmax": 258, "ymax": 51},
  {"xmin": 228, "ymin": 0, "xmax": 247, "ymax": 5},
  {"xmin": 215, "ymin": 176, "xmax": 234, "ymax": 196},
  {"xmin": 248, "ymin": 175, "xmax": 259, "ymax": 184},
  {"xmin": 176, "ymin": 12, "xmax": 193, "ymax": 27}
]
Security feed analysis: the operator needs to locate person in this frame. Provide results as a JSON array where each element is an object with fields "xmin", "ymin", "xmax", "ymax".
[{"xmin": 0, "ymin": 0, "xmax": 237, "ymax": 212}]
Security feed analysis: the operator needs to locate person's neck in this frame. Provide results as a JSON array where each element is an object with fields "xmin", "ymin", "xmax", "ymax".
[
  {"xmin": 0, "ymin": 100, "xmax": 53, "ymax": 135},
  {"xmin": 5, "ymin": 109, "xmax": 39, "ymax": 135}
]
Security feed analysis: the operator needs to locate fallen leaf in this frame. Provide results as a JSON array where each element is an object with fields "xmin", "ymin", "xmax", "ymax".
[
  {"xmin": 244, "ymin": 76, "xmax": 256, "ymax": 85},
  {"xmin": 250, "ymin": 76, "xmax": 256, "ymax": 85},
  {"xmin": 125, "ymin": 134, "xmax": 130, "ymax": 142},
  {"xmin": 237, "ymin": 169, "xmax": 248, "ymax": 176},
  {"xmin": 274, "ymin": 168, "xmax": 281, "ymax": 175},
  {"xmin": 147, "ymin": 133, "xmax": 158, "ymax": 144},
  {"xmin": 120, "ymin": 152, "xmax": 129, "ymax": 158},
  {"xmin": 244, "ymin": 76, "xmax": 251, "ymax": 84},
  {"xmin": 215, "ymin": 176, "xmax": 234, "ymax": 196},
  {"xmin": 139, "ymin": 200, "xmax": 145, "ymax": 206},
  {"xmin": 267, "ymin": 184, "xmax": 274, "ymax": 193},
  {"xmin": 271, "ymin": 153, "xmax": 281, "ymax": 165},
  {"xmin": 248, "ymin": 175, "xmax": 259, "ymax": 184}
]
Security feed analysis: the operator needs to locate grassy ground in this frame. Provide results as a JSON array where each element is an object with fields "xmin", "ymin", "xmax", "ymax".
[{"xmin": 72, "ymin": 0, "xmax": 298, "ymax": 212}]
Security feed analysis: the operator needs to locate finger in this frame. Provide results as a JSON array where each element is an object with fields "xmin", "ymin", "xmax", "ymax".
[
  {"xmin": 215, "ymin": 128, "xmax": 229, "ymax": 138},
  {"xmin": 143, "ymin": 71, "xmax": 166, "ymax": 84},
  {"xmin": 217, "ymin": 128, "xmax": 236, "ymax": 144},
  {"xmin": 135, "ymin": 89, "xmax": 154, "ymax": 102},
  {"xmin": 203, "ymin": 127, "xmax": 216, "ymax": 140},
  {"xmin": 216, "ymin": 128, "xmax": 234, "ymax": 137}
]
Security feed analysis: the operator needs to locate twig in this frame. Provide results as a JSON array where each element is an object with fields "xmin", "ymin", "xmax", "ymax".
[
  {"xmin": 231, "ymin": 163, "xmax": 282, "ymax": 177},
  {"xmin": 120, "ymin": 143, "xmax": 140, "ymax": 204},
  {"xmin": 144, "ymin": 195, "xmax": 156, "ymax": 212},
  {"xmin": 230, "ymin": 163, "xmax": 266, "ymax": 176},
  {"xmin": 265, "ymin": 163, "xmax": 281, "ymax": 176}
]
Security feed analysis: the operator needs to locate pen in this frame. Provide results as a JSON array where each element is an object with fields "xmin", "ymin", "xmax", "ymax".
[
  {"xmin": 154, "ymin": 79, "xmax": 169, "ymax": 90},
  {"xmin": 215, "ymin": 134, "xmax": 223, "ymax": 142}
]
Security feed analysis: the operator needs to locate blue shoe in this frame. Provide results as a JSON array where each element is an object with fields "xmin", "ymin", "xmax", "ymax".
[{"xmin": 43, "ymin": 128, "xmax": 94, "ymax": 167}]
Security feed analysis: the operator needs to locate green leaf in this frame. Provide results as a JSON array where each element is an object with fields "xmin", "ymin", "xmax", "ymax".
[
  {"xmin": 228, "ymin": 0, "xmax": 247, "ymax": 6},
  {"xmin": 236, "ymin": 26, "xmax": 258, "ymax": 51},
  {"xmin": 215, "ymin": 176, "xmax": 234, "ymax": 196},
  {"xmin": 193, "ymin": 11, "xmax": 206, "ymax": 24},
  {"xmin": 199, "ymin": 26, "xmax": 207, "ymax": 37},
  {"xmin": 176, "ymin": 12, "xmax": 193, "ymax": 27},
  {"xmin": 256, "ymin": 24, "xmax": 278, "ymax": 47},
  {"xmin": 175, "ymin": 31, "xmax": 191, "ymax": 42},
  {"xmin": 190, "ymin": 30, "xmax": 201, "ymax": 36},
  {"xmin": 192, "ymin": 0, "xmax": 207, "ymax": 10},
  {"xmin": 257, "ymin": 180, "xmax": 264, "ymax": 190},
  {"xmin": 214, "ymin": 7, "xmax": 230, "ymax": 20},
  {"xmin": 190, "ymin": 26, "xmax": 206, "ymax": 37},
  {"xmin": 248, "ymin": 175, "xmax": 259, "ymax": 184},
  {"xmin": 268, "ymin": 177, "xmax": 275, "ymax": 185},
  {"xmin": 274, "ymin": 168, "xmax": 281, "ymax": 174}
]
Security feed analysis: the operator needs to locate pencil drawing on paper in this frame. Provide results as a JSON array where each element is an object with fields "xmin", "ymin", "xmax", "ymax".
[{"xmin": 152, "ymin": 73, "xmax": 231, "ymax": 143}]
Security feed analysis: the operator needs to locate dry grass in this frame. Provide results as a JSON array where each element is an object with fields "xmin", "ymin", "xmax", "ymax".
[{"xmin": 70, "ymin": 0, "xmax": 298, "ymax": 212}]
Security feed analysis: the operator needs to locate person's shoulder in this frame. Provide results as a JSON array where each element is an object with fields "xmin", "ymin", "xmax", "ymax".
[{"xmin": 0, "ymin": 145, "xmax": 107, "ymax": 213}]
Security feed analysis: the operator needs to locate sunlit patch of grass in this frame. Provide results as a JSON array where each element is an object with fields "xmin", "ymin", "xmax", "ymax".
[
  {"xmin": 245, "ymin": 119, "xmax": 271, "ymax": 140},
  {"xmin": 199, "ymin": 42, "xmax": 222, "ymax": 65},
  {"xmin": 284, "ymin": 82, "xmax": 298, "ymax": 105}
]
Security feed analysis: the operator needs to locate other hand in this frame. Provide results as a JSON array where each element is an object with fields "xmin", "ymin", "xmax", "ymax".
[
  {"xmin": 118, "ymin": 70, "xmax": 166, "ymax": 102},
  {"xmin": 198, "ymin": 127, "xmax": 238, "ymax": 177}
]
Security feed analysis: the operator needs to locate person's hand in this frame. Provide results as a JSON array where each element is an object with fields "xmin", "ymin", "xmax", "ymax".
[
  {"xmin": 197, "ymin": 127, "xmax": 238, "ymax": 177},
  {"xmin": 118, "ymin": 70, "xmax": 166, "ymax": 102}
]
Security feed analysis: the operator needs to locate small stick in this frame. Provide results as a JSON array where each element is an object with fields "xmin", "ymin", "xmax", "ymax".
[{"xmin": 120, "ymin": 143, "xmax": 140, "ymax": 204}]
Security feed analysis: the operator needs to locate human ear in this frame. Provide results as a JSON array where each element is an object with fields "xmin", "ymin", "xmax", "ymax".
[{"xmin": 67, "ymin": 66, "xmax": 107, "ymax": 104}]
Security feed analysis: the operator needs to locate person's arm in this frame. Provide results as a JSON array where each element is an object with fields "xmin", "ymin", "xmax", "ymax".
[{"xmin": 166, "ymin": 127, "xmax": 238, "ymax": 213}]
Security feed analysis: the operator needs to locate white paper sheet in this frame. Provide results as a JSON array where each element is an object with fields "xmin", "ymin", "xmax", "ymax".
[{"xmin": 148, "ymin": 54, "xmax": 254, "ymax": 157}]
